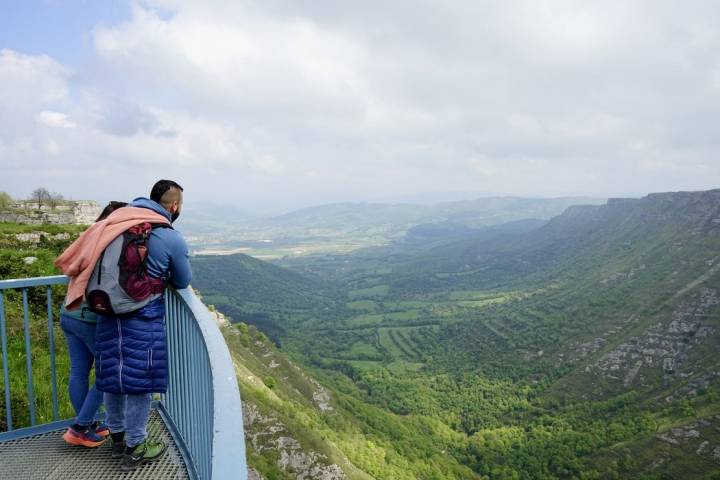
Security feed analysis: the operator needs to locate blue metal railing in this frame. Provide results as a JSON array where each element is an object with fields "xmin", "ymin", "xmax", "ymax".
[
  {"xmin": 0, "ymin": 276, "xmax": 247, "ymax": 480},
  {"xmin": 0, "ymin": 275, "xmax": 67, "ymax": 430},
  {"xmin": 163, "ymin": 288, "xmax": 247, "ymax": 480}
]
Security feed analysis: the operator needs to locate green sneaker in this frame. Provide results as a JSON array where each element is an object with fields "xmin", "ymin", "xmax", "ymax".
[{"xmin": 120, "ymin": 439, "xmax": 167, "ymax": 471}]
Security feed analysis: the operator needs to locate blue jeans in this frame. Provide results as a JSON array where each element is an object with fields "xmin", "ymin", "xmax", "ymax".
[
  {"xmin": 104, "ymin": 393, "xmax": 152, "ymax": 447},
  {"xmin": 60, "ymin": 314, "xmax": 103, "ymax": 426}
]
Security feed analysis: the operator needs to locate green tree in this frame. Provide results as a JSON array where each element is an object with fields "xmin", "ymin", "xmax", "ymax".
[{"xmin": 0, "ymin": 192, "xmax": 12, "ymax": 211}]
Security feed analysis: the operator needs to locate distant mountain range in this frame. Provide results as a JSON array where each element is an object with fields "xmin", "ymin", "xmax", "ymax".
[
  {"xmin": 181, "ymin": 195, "xmax": 607, "ymax": 257},
  {"xmin": 267, "ymin": 196, "xmax": 604, "ymax": 228}
]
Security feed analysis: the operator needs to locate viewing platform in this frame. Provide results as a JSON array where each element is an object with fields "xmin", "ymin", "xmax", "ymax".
[{"xmin": 0, "ymin": 276, "xmax": 247, "ymax": 479}]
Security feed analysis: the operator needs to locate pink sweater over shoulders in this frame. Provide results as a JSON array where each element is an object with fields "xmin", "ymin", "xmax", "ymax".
[{"xmin": 54, "ymin": 206, "xmax": 170, "ymax": 310}]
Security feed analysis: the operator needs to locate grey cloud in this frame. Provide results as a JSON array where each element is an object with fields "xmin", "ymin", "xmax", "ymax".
[
  {"xmin": 2, "ymin": 1, "xmax": 720, "ymax": 210},
  {"xmin": 96, "ymin": 98, "xmax": 160, "ymax": 137}
]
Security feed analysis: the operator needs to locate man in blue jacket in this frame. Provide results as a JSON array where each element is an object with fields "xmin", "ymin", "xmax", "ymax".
[{"xmin": 95, "ymin": 179, "xmax": 192, "ymax": 471}]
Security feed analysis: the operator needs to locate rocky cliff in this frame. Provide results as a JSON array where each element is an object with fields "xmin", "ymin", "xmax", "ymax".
[{"xmin": 0, "ymin": 201, "xmax": 101, "ymax": 225}]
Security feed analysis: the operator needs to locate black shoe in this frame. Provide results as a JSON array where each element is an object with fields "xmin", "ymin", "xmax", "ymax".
[
  {"xmin": 120, "ymin": 440, "xmax": 167, "ymax": 471},
  {"xmin": 111, "ymin": 439, "xmax": 126, "ymax": 459}
]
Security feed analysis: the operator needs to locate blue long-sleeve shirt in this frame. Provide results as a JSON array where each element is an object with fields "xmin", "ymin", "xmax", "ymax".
[{"xmin": 131, "ymin": 197, "xmax": 192, "ymax": 289}]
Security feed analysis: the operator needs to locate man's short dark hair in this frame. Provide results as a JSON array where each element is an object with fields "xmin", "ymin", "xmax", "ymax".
[{"xmin": 150, "ymin": 180, "xmax": 184, "ymax": 204}]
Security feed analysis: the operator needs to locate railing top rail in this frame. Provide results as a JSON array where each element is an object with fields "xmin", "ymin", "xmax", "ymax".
[
  {"xmin": 175, "ymin": 288, "xmax": 246, "ymax": 479},
  {"xmin": 0, "ymin": 275, "xmax": 69, "ymax": 290}
]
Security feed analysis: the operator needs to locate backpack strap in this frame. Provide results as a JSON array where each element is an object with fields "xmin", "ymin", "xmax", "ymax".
[
  {"xmin": 150, "ymin": 223, "xmax": 174, "ymax": 230},
  {"xmin": 147, "ymin": 223, "xmax": 175, "ymax": 291}
]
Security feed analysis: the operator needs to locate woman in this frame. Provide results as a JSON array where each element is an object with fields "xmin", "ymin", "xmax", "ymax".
[{"xmin": 61, "ymin": 201, "xmax": 127, "ymax": 447}]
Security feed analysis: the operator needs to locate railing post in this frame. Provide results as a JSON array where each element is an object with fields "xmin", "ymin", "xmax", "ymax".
[
  {"xmin": 22, "ymin": 289, "xmax": 36, "ymax": 426},
  {"xmin": 0, "ymin": 292, "xmax": 12, "ymax": 431},
  {"xmin": 0, "ymin": 275, "xmax": 69, "ymax": 432},
  {"xmin": 47, "ymin": 287, "xmax": 59, "ymax": 421}
]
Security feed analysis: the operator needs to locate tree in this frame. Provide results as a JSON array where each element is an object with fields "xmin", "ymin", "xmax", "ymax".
[
  {"xmin": 0, "ymin": 192, "xmax": 12, "ymax": 211},
  {"xmin": 48, "ymin": 192, "xmax": 64, "ymax": 209},
  {"xmin": 30, "ymin": 188, "xmax": 50, "ymax": 210}
]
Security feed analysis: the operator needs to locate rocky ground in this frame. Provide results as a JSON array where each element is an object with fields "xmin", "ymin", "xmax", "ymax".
[
  {"xmin": 564, "ymin": 286, "xmax": 720, "ymax": 397},
  {"xmin": 243, "ymin": 401, "xmax": 346, "ymax": 480},
  {"xmin": 640, "ymin": 415, "xmax": 720, "ymax": 474}
]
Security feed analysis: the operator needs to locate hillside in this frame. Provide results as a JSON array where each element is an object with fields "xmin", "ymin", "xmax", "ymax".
[
  {"xmin": 215, "ymin": 312, "xmax": 479, "ymax": 479},
  {"xmin": 190, "ymin": 254, "xmax": 340, "ymax": 344},
  {"xmin": 193, "ymin": 188, "xmax": 720, "ymax": 479}
]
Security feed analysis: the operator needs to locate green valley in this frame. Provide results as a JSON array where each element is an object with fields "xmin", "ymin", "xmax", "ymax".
[{"xmin": 192, "ymin": 189, "xmax": 720, "ymax": 479}]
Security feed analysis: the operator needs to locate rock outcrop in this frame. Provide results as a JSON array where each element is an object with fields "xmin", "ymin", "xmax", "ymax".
[
  {"xmin": 0, "ymin": 201, "xmax": 100, "ymax": 225},
  {"xmin": 243, "ymin": 402, "xmax": 346, "ymax": 480}
]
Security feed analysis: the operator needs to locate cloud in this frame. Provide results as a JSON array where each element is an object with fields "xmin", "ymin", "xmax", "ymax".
[
  {"xmin": 0, "ymin": 49, "xmax": 69, "ymax": 109},
  {"xmin": 0, "ymin": 49, "xmax": 71, "ymax": 143},
  {"xmin": 37, "ymin": 111, "xmax": 77, "ymax": 129},
  {"xmin": 1, "ymin": 1, "xmax": 720, "ymax": 209}
]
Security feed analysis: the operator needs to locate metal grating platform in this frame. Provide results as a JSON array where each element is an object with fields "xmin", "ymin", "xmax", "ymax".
[{"xmin": 0, "ymin": 410, "xmax": 191, "ymax": 479}]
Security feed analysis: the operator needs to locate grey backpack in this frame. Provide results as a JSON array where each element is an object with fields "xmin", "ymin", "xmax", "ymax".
[{"xmin": 86, "ymin": 222, "xmax": 169, "ymax": 315}]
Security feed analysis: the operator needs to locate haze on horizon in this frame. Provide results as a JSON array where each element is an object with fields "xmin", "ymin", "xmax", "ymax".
[{"xmin": 1, "ymin": 0, "xmax": 719, "ymax": 213}]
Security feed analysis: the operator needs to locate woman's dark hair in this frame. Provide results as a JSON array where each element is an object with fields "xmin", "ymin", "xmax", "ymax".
[
  {"xmin": 150, "ymin": 180, "xmax": 184, "ymax": 204},
  {"xmin": 96, "ymin": 201, "xmax": 128, "ymax": 222}
]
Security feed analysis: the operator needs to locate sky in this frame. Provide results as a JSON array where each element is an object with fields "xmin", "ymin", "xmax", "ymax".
[{"xmin": 0, "ymin": 0, "xmax": 719, "ymax": 213}]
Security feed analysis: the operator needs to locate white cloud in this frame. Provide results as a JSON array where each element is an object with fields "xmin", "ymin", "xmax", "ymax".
[
  {"xmin": 92, "ymin": 4, "xmax": 371, "ymax": 114},
  {"xmin": 37, "ymin": 111, "xmax": 77, "ymax": 129},
  {"xmin": 0, "ymin": 49, "xmax": 69, "ymax": 109},
  {"xmin": 1, "ymin": 1, "xmax": 720, "ymax": 209}
]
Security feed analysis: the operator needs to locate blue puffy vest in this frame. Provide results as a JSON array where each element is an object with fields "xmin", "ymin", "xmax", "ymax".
[{"xmin": 95, "ymin": 298, "xmax": 168, "ymax": 394}]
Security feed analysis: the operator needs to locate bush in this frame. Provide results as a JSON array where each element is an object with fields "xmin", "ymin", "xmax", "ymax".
[
  {"xmin": 264, "ymin": 375, "xmax": 277, "ymax": 389},
  {"xmin": 0, "ymin": 192, "xmax": 12, "ymax": 211}
]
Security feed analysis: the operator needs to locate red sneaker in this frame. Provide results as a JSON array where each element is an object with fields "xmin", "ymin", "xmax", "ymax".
[
  {"xmin": 62, "ymin": 426, "xmax": 107, "ymax": 448},
  {"xmin": 92, "ymin": 422, "xmax": 110, "ymax": 437}
]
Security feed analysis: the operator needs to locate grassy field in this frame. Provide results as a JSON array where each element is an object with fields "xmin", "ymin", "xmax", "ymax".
[
  {"xmin": 192, "ymin": 239, "xmax": 387, "ymax": 260},
  {"xmin": 377, "ymin": 325, "xmax": 439, "ymax": 362},
  {"xmin": 346, "ymin": 313, "xmax": 385, "ymax": 327},
  {"xmin": 348, "ymin": 285, "xmax": 390, "ymax": 299},
  {"xmin": 346, "ymin": 300, "xmax": 378, "ymax": 312},
  {"xmin": 386, "ymin": 360, "xmax": 425, "ymax": 375},
  {"xmin": 346, "ymin": 359, "xmax": 384, "ymax": 372}
]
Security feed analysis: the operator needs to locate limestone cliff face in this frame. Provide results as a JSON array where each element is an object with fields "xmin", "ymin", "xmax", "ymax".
[
  {"xmin": 69, "ymin": 201, "xmax": 101, "ymax": 224},
  {"xmin": 0, "ymin": 201, "xmax": 101, "ymax": 225}
]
